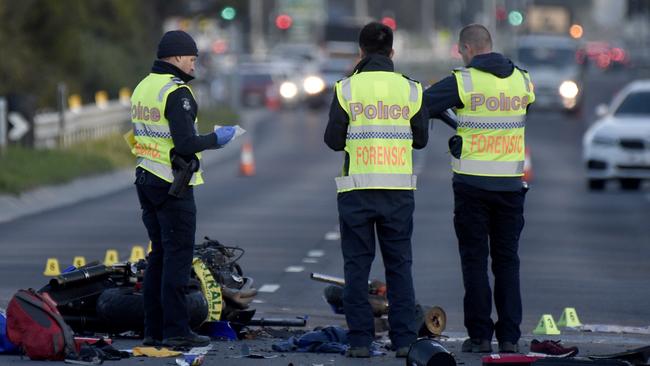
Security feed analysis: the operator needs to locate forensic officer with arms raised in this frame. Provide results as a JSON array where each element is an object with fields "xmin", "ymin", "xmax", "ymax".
[
  {"xmin": 423, "ymin": 24, "xmax": 535, "ymax": 354},
  {"xmin": 130, "ymin": 30, "xmax": 236, "ymax": 348},
  {"xmin": 324, "ymin": 22, "xmax": 429, "ymax": 358}
]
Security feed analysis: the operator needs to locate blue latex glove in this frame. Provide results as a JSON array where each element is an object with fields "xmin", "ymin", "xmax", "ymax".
[{"xmin": 215, "ymin": 126, "xmax": 235, "ymax": 146}]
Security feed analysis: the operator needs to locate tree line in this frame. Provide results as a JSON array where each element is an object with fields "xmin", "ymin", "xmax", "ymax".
[{"xmin": 0, "ymin": 0, "xmax": 243, "ymax": 110}]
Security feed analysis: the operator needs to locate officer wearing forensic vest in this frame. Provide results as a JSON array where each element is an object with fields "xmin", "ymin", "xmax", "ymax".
[
  {"xmin": 423, "ymin": 24, "xmax": 535, "ymax": 354},
  {"xmin": 324, "ymin": 22, "xmax": 429, "ymax": 358},
  {"xmin": 131, "ymin": 30, "xmax": 236, "ymax": 348}
]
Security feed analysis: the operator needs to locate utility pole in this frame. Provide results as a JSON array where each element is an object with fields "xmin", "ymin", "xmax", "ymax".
[
  {"xmin": 0, "ymin": 97, "xmax": 6, "ymax": 156},
  {"xmin": 57, "ymin": 83, "xmax": 67, "ymax": 147},
  {"xmin": 421, "ymin": 0, "xmax": 435, "ymax": 36},
  {"xmin": 355, "ymin": 0, "xmax": 368, "ymax": 22},
  {"xmin": 249, "ymin": 0, "xmax": 266, "ymax": 59}
]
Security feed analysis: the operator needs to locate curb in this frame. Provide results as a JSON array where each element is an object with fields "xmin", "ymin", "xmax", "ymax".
[{"xmin": 0, "ymin": 109, "xmax": 269, "ymax": 224}]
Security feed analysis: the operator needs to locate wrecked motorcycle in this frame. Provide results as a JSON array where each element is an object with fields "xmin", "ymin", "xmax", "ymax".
[{"xmin": 38, "ymin": 237, "xmax": 258, "ymax": 335}]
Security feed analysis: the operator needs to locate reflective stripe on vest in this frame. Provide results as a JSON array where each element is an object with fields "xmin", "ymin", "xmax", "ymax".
[
  {"xmin": 340, "ymin": 77, "xmax": 420, "ymax": 104},
  {"xmin": 519, "ymin": 69, "xmax": 531, "ymax": 92},
  {"xmin": 158, "ymin": 77, "xmax": 184, "ymax": 102},
  {"xmin": 457, "ymin": 68, "xmax": 474, "ymax": 92},
  {"xmin": 335, "ymin": 173, "xmax": 417, "ymax": 191},
  {"xmin": 407, "ymin": 80, "xmax": 419, "ymax": 102},
  {"xmin": 137, "ymin": 157, "xmax": 200, "ymax": 185},
  {"xmin": 451, "ymin": 158, "xmax": 524, "ymax": 175},
  {"xmin": 452, "ymin": 67, "xmax": 534, "ymax": 177},
  {"xmin": 335, "ymin": 71, "xmax": 422, "ymax": 192},
  {"xmin": 131, "ymin": 73, "xmax": 203, "ymax": 185}
]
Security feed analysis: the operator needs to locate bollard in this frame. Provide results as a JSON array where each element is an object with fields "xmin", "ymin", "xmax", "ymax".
[
  {"xmin": 95, "ymin": 90, "xmax": 108, "ymax": 109},
  {"xmin": 406, "ymin": 338, "xmax": 456, "ymax": 366},
  {"xmin": 118, "ymin": 87, "xmax": 131, "ymax": 106},
  {"xmin": 68, "ymin": 94, "xmax": 82, "ymax": 113}
]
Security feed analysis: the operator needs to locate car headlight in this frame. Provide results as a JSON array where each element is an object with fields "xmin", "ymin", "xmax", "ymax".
[
  {"xmin": 591, "ymin": 134, "xmax": 617, "ymax": 146},
  {"xmin": 303, "ymin": 76, "xmax": 325, "ymax": 95},
  {"xmin": 279, "ymin": 81, "xmax": 298, "ymax": 99},
  {"xmin": 559, "ymin": 80, "xmax": 579, "ymax": 99}
]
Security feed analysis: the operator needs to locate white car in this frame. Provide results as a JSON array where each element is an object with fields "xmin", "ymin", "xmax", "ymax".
[{"xmin": 582, "ymin": 80, "xmax": 650, "ymax": 190}]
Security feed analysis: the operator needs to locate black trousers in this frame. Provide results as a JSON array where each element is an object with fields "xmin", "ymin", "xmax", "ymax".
[
  {"xmin": 453, "ymin": 182, "xmax": 527, "ymax": 343},
  {"xmin": 337, "ymin": 189, "xmax": 417, "ymax": 349},
  {"xmin": 135, "ymin": 168, "xmax": 196, "ymax": 340}
]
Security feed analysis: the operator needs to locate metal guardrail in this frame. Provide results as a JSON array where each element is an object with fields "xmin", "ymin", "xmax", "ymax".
[{"xmin": 34, "ymin": 101, "xmax": 130, "ymax": 149}]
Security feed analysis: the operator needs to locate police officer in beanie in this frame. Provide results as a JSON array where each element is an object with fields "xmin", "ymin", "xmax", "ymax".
[
  {"xmin": 324, "ymin": 22, "xmax": 428, "ymax": 358},
  {"xmin": 423, "ymin": 24, "xmax": 534, "ymax": 353},
  {"xmin": 131, "ymin": 30, "xmax": 236, "ymax": 348}
]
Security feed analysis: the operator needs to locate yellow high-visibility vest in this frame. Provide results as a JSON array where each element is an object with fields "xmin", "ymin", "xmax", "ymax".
[
  {"xmin": 334, "ymin": 71, "xmax": 422, "ymax": 192},
  {"xmin": 451, "ymin": 67, "xmax": 535, "ymax": 176},
  {"xmin": 130, "ymin": 73, "xmax": 203, "ymax": 185}
]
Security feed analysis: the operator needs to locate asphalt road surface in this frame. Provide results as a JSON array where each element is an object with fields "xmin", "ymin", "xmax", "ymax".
[{"xmin": 0, "ymin": 67, "xmax": 648, "ymax": 365}]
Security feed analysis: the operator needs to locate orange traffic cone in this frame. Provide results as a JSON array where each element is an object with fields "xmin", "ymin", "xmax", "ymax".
[
  {"xmin": 523, "ymin": 147, "xmax": 533, "ymax": 182},
  {"xmin": 265, "ymin": 88, "xmax": 281, "ymax": 111},
  {"xmin": 240, "ymin": 141, "xmax": 256, "ymax": 176}
]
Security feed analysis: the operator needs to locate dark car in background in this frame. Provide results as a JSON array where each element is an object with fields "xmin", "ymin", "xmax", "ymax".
[
  {"xmin": 514, "ymin": 34, "xmax": 585, "ymax": 115},
  {"xmin": 240, "ymin": 71, "xmax": 275, "ymax": 107}
]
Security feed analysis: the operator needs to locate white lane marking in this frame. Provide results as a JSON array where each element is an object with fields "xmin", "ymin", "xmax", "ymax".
[
  {"xmin": 258, "ymin": 284, "xmax": 280, "ymax": 293},
  {"xmin": 307, "ymin": 250, "xmax": 325, "ymax": 257},
  {"xmin": 325, "ymin": 231, "xmax": 340, "ymax": 241},
  {"xmin": 252, "ymin": 299, "xmax": 266, "ymax": 304},
  {"xmin": 285, "ymin": 265, "xmax": 305, "ymax": 273},
  {"xmin": 302, "ymin": 258, "xmax": 318, "ymax": 264}
]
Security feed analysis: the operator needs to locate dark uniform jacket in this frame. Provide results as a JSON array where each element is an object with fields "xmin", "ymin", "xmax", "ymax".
[{"xmin": 140, "ymin": 61, "xmax": 219, "ymax": 186}]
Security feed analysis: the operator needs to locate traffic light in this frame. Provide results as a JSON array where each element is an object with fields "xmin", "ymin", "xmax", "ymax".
[
  {"xmin": 275, "ymin": 14, "xmax": 293, "ymax": 30},
  {"xmin": 496, "ymin": 6, "xmax": 507, "ymax": 22},
  {"xmin": 508, "ymin": 10, "xmax": 523, "ymax": 26},
  {"xmin": 381, "ymin": 16, "xmax": 396, "ymax": 31},
  {"xmin": 221, "ymin": 6, "xmax": 236, "ymax": 21}
]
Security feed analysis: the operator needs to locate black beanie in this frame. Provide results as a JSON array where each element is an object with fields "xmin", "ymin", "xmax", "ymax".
[{"xmin": 157, "ymin": 30, "xmax": 198, "ymax": 59}]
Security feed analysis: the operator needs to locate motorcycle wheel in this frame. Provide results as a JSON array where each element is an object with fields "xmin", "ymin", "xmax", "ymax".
[{"xmin": 95, "ymin": 287, "xmax": 208, "ymax": 334}]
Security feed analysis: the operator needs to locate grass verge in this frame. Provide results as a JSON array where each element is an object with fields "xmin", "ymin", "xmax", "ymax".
[
  {"xmin": 0, "ymin": 104, "xmax": 239, "ymax": 195},
  {"xmin": 0, "ymin": 133, "xmax": 133, "ymax": 195}
]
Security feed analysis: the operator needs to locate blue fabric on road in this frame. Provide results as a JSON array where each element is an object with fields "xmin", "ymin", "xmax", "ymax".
[
  {"xmin": 0, "ymin": 310, "xmax": 18, "ymax": 354},
  {"xmin": 272, "ymin": 326, "xmax": 387, "ymax": 356},
  {"xmin": 272, "ymin": 326, "xmax": 349, "ymax": 354}
]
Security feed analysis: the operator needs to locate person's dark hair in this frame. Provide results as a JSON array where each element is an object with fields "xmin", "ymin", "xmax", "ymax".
[
  {"xmin": 358, "ymin": 22, "xmax": 393, "ymax": 57},
  {"xmin": 459, "ymin": 23, "xmax": 492, "ymax": 51}
]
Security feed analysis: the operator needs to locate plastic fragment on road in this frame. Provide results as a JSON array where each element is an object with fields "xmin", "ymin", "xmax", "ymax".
[{"xmin": 176, "ymin": 354, "xmax": 205, "ymax": 366}]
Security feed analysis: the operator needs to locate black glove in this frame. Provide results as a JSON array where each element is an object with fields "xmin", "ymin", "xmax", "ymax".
[{"xmin": 448, "ymin": 135, "xmax": 463, "ymax": 158}]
